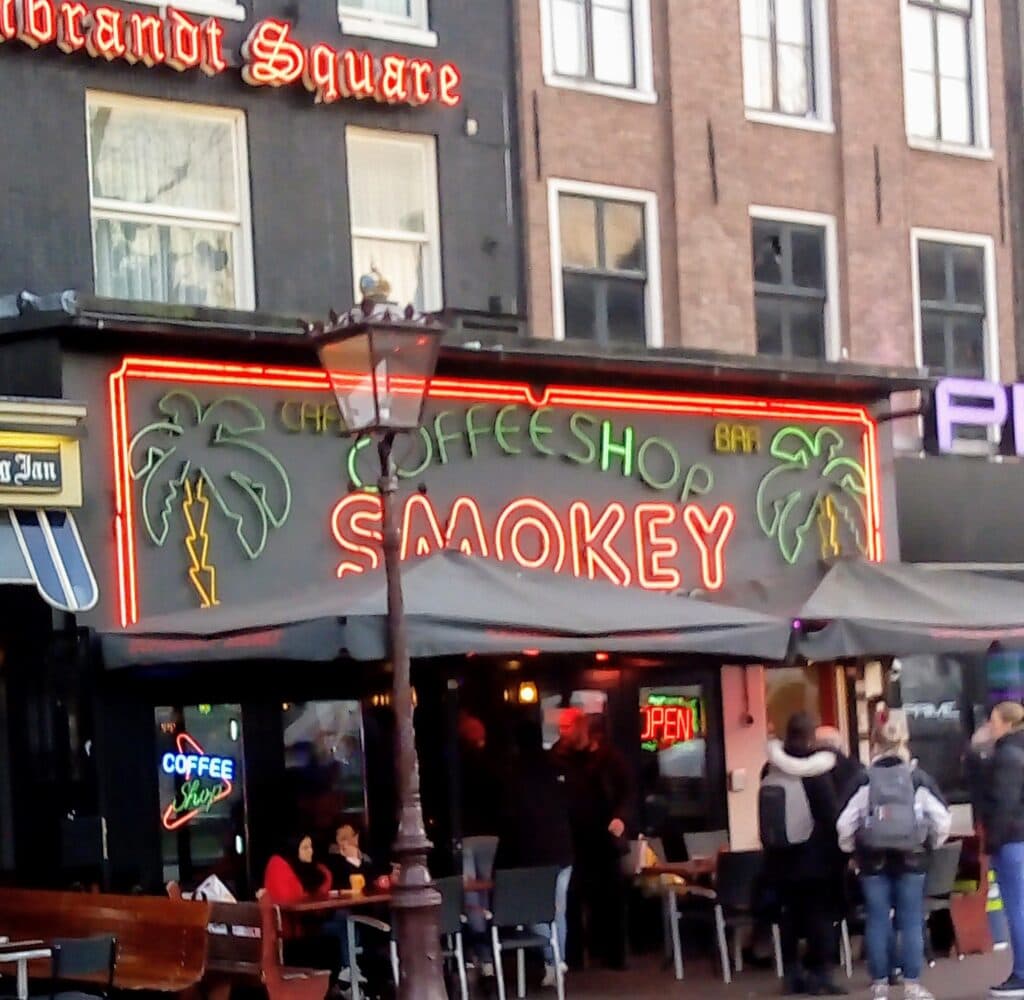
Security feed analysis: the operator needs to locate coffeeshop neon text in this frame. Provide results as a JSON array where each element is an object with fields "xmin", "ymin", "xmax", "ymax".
[{"xmin": 161, "ymin": 751, "xmax": 235, "ymax": 781}]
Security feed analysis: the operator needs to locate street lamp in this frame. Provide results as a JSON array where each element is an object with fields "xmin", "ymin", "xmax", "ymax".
[{"xmin": 306, "ymin": 299, "xmax": 447, "ymax": 1000}]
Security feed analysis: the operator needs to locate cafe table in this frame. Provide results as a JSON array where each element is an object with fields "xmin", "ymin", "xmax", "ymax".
[{"xmin": 0, "ymin": 940, "xmax": 50, "ymax": 1000}]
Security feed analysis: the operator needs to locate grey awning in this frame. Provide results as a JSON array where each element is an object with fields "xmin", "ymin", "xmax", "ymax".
[
  {"xmin": 710, "ymin": 559, "xmax": 1024, "ymax": 659},
  {"xmin": 100, "ymin": 550, "xmax": 793, "ymax": 665}
]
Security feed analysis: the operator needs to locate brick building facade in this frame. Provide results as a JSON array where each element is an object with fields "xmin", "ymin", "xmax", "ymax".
[{"xmin": 517, "ymin": 0, "xmax": 1014, "ymax": 386}]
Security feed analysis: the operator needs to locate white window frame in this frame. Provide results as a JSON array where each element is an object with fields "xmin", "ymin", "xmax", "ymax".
[
  {"xmin": 135, "ymin": 1, "xmax": 246, "ymax": 21},
  {"xmin": 899, "ymin": 0, "xmax": 992, "ymax": 158},
  {"xmin": 910, "ymin": 227, "xmax": 999, "ymax": 376},
  {"xmin": 741, "ymin": 0, "xmax": 835, "ymax": 133},
  {"xmin": 539, "ymin": 0, "xmax": 657, "ymax": 104},
  {"xmin": 345, "ymin": 127, "xmax": 443, "ymax": 313},
  {"xmin": 748, "ymin": 205, "xmax": 841, "ymax": 362},
  {"xmin": 85, "ymin": 91, "xmax": 255, "ymax": 311},
  {"xmin": 338, "ymin": 0, "xmax": 438, "ymax": 47},
  {"xmin": 548, "ymin": 178, "xmax": 663, "ymax": 347}
]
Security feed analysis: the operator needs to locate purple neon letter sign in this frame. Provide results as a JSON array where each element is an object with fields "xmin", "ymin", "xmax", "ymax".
[{"xmin": 934, "ymin": 377, "xmax": 1006, "ymax": 452}]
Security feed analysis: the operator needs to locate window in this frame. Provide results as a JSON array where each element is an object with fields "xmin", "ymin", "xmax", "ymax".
[
  {"xmin": 132, "ymin": 0, "xmax": 245, "ymax": 20},
  {"xmin": 87, "ymin": 94, "xmax": 253, "ymax": 310},
  {"xmin": 551, "ymin": 182, "xmax": 662, "ymax": 346},
  {"xmin": 338, "ymin": 0, "xmax": 436, "ymax": 46},
  {"xmin": 156, "ymin": 704, "xmax": 247, "ymax": 894},
  {"xmin": 915, "ymin": 239, "xmax": 988, "ymax": 377},
  {"xmin": 346, "ymin": 129, "xmax": 442, "ymax": 312},
  {"xmin": 741, "ymin": 0, "xmax": 832, "ymax": 126},
  {"xmin": 751, "ymin": 212, "xmax": 837, "ymax": 360},
  {"xmin": 283, "ymin": 701, "xmax": 367, "ymax": 840},
  {"xmin": 902, "ymin": 0, "xmax": 989, "ymax": 150},
  {"xmin": 541, "ymin": 0, "xmax": 655, "ymax": 101}
]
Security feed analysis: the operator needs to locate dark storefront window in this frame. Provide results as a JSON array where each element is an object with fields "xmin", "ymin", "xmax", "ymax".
[
  {"xmin": 753, "ymin": 218, "xmax": 828, "ymax": 359},
  {"xmin": 282, "ymin": 701, "xmax": 368, "ymax": 845},
  {"xmin": 560, "ymin": 193, "xmax": 648, "ymax": 346},
  {"xmin": 156, "ymin": 704, "xmax": 246, "ymax": 893}
]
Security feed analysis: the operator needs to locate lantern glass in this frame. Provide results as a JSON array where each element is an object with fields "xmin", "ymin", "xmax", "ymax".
[{"xmin": 316, "ymin": 322, "xmax": 442, "ymax": 434}]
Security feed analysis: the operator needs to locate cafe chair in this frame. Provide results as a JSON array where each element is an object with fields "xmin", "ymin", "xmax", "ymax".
[
  {"xmin": 668, "ymin": 849, "xmax": 765, "ymax": 984},
  {"xmin": 924, "ymin": 840, "xmax": 963, "ymax": 966},
  {"xmin": 487, "ymin": 866, "xmax": 563, "ymax": 1000},
  {"xmin": 345, "ymin": 915, "xmax": 394, "ymax": 1000},
  {"xmin": 47, "ymin": 935, "xmax": 118, "ymax": 1000},
  {"xmin": 683, "ymin": 830, "xmax": 729, "ymax": 860}
]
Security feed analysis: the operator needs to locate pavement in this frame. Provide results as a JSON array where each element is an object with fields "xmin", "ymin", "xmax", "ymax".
[{"xmin": 559, "ymin": 952, "xmax": 1009, "ymax": 998}]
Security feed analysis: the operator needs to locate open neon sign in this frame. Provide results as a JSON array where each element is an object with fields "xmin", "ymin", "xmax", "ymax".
[
  {"xmin": 641, "ymin": 695, "xmax": 703, "ymax": 751},
  {"xmin": 1, "ymin": 2, "xmax": 462, "ymax": 108},
  {"xmin": 160, "ymin": 732, "xmax": 235, "ymax": 831}
]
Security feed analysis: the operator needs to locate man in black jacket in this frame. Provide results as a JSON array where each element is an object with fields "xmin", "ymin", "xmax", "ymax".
[
  {"xmin": 982, "ymin": 703, "xmax": 1024, "ymax": 998},
  {"xmin": 762, "ymin": 712, "xmax": 846, "ymax": 996}
]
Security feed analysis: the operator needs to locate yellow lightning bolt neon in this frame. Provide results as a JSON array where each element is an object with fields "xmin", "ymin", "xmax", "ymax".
[
  {"xmin": 183, "ymin": 476, "xmax": 219, "ymax": 608},
  {"xmin": 817, "ymin": 493, "xmax": 841, "ymax": 560}
]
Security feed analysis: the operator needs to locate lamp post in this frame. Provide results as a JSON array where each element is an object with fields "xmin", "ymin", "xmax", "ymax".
[{"xmin": 306, "ymin": 300, "xmax": 447, "ymax": 1000}]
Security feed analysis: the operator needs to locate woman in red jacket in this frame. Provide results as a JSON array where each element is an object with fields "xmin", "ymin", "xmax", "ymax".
[{"xmin": 263, "ymin": 834, "xmax": 341, "ymax": 991}]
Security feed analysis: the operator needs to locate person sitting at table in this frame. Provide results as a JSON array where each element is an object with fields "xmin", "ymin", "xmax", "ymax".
[
  {"xmin": 263, "ymin": 833, "xmax": 342, "ymax": 992},
  {"xmin": 325, "ymin": 822, "xmax": 391, "ymax": 894}
]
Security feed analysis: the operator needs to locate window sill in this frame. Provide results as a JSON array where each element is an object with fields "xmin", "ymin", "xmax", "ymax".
[
  {"xmin": 745, "ymin": 109, "xmax": 835, "ymax": 134},
  {"xmin": 543, "ymin": 74, "xmax": 658, "ymax": 105},
  {"xmin": 907, "ymin": 136, "xmax": 994, "ymax": 161},
  {"xmin": 142, "ymin": 1, "xmax": 247, "ymax": 20},
  {"xmin": 338, "ymin": 15, "xmax": 438, "ymax": 47}
]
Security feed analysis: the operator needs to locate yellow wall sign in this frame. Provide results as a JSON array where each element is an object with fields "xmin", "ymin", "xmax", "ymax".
[
  {"xmin": 713, "ymin": 423, "xmax": 761, "ymax": 455},
  {"xmin": 0, "ymin": 400, "xmax": 86, "ymax": 508}
]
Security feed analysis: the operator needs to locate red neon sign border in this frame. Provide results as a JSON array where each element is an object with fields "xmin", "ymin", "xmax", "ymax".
[{"xmin": 108, "ymin": 356, "xmax": 885, "ymax": 626}]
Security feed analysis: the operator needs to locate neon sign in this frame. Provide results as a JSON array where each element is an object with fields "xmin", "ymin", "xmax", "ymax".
[
  {"xmin": 931, "ymin": 376, "xmax": 1024, "ymax": 454},
  {"xmin": 108, "ymin": 357, "xmax": 884, "ymax": 627},
  {"xmin": 641, "ymin": 694, "xmax": 703, "ymax": 752},
  {"xmin": 160, "ymin": 732, "xmax": 235, "ymax": 831},
  {"xmin": 330, "ymin": 492, "xmax": 735, "ymax": 592},
  {"xmin": 0, "ymin": 3, "xmax": 463, "ymax": 109}
]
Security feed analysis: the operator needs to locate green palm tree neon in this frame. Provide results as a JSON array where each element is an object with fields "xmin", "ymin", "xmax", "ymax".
[
  {"xmin": 755, "ymin": 426, "xmax": 868, "ymax": 566},
  {"xmin": 129, "ymin": 391, "xmax": 292, "ymax": 566}
]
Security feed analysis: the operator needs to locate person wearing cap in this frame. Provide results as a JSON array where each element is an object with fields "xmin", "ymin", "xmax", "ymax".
[{"xmin": 836, "ymin": 706, "xmax": 950, "ymax": 1000}]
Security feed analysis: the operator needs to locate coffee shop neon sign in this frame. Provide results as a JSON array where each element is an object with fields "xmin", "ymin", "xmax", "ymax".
[
  {"xmin": 160, "ymin": 732, "xmax": 235, "ymax": 831},
  {"xmin": 1, "ymin": 2, "xmax": 463, "ymax": 108},
  {"xmin": 109, "ymin": 357, "xmax": 883, "ymax": 626}
]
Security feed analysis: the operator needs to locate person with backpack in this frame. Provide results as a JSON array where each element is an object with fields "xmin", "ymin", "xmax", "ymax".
[
  {"xmin": 836, "ymin": 706, "xmax": 950, "ymax": 1000},
  {"xmin": 981, "ymin": 701, "xmax": 1024, "ymax": 998},
  {"xmin": 759, "ymin": 712, "xmax": 846, "ymax": 996}
]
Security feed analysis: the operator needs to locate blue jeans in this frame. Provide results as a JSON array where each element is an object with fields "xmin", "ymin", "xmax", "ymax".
[
  {"xmin": 861, "ymin": 872, "xmax": 926, "ymax": 982},
  {"xmin": 535, "ymin": 865, "xmax": 572, "ymax": 965},
  {"xmin": 463, "ymin": 835, "xmax": 499, "ymax": 960},
  {"xmin": 994, "ymin": 842, "xmax": 1024, "ymax": 980}
]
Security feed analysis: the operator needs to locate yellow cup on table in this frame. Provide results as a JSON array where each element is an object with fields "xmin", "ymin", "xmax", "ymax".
[{"xmin": 349, "ymin": 874, "xmax": 366, "ymax": 896}]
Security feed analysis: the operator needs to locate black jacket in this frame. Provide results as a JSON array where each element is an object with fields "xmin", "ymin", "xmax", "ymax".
[
  {"xmin": 761, "ymin": 740, "xmax": 841, "ymax": 883},
  {"xmin": 460, "ymin": 744, "xmax": 501, "ymax": 837},
  {"xmin": 983, "ymin": 729, "xmax": 1024, "ymax": 852},
  {"xmin": 494, "ymin": 748, "xmax": 573, "ymax": 870}
]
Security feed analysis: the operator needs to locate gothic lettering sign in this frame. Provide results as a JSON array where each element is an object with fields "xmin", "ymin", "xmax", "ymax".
[
  {"xmin": 104, "ymin": 356, "xmax": 884, "ymax": 626},
  {"xmin": 0, "ymin": 2, "xmax": 463, "ymax": 108},
  {"xmin": 0, "ymin": 447, "xmax": 61, "ymax": 491}
]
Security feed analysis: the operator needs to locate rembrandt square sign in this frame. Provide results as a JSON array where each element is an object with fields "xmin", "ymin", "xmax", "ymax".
[{"xmin": 97, "ymin": 357, "xmax": 885, "ymax": 627}]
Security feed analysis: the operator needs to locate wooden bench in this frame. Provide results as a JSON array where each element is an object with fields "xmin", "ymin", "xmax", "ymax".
[
  {"xmin": 0, "ymin": 888, "xmax": 210, "ymax": 992},
  {"xmin": 201, "ymin": 899, "xmax": 328, "ymax": 1000}
]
